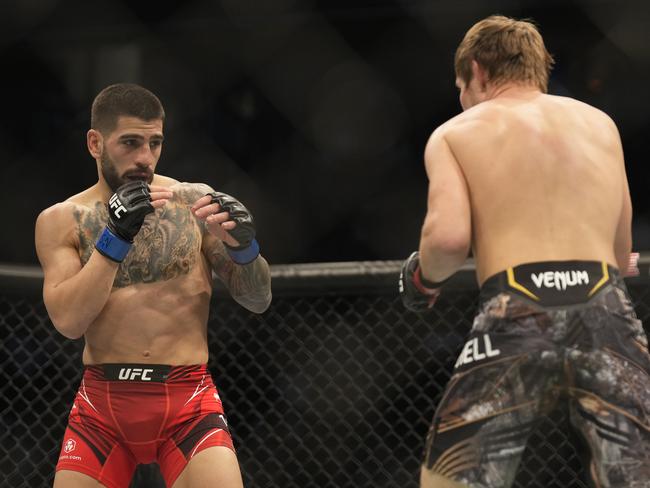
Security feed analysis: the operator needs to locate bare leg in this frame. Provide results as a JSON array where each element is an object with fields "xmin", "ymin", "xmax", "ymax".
[
  {"xmin": 53, "ymin": 470, "xmax": 106, "ymax": 487},
  {"xmin": 171, "ymin": 446, "xmax": 244, "ymax": 488}
]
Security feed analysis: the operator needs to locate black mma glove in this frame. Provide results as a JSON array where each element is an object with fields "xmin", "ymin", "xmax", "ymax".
[
  {"xmin": 207, "ymin": 191, "xmax": 260, "ymax": 265},
  {"xmin": 399, "ymin": 251, "xmax": 447, "ymax": 311},
  {"xmin": 95, "ymin": 181, "xmax": 154, "ymax": 262}
]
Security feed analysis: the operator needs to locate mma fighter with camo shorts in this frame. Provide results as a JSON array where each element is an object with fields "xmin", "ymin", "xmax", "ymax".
[
  {"xmin": 399, "ymin": 15, "xmax": 650, "ymax": 488},
  {"xmin": 35, "ymin": 83, "xmax": 271, "ymax": 488}
]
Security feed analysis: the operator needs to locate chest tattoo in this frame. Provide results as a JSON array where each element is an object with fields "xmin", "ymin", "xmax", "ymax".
[{"xmin": 74, "ymin": 200, "xmax": 202, "ymax": 288}]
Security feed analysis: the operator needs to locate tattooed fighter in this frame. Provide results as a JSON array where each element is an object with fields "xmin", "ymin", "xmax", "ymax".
[
  {"xmin": 35, "ymin": 83, "xmax": 271, "ymax": 488},
  {"xmin": 399, "ymin": 15, "xmax": 650, "ymax": 488}
]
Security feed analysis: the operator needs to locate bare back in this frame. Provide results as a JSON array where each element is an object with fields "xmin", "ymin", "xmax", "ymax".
[
  {"xmin": 37, "ymin": 178, "xmax": 217, "ymax": 365},
  {"xmin": 443, "ymin": 93, "xmax": 629, "ymax": 283}
]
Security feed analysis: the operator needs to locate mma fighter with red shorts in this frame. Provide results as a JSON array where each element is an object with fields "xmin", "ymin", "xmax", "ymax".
[{"xmin": 35, "ymin": 83, "xmax": 272, "ymax": 488}]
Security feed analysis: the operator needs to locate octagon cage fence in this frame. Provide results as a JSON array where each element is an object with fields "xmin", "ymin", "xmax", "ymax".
[{"xmin": 1, "ymin": 258, "xmax": 649, "ymax": 488}]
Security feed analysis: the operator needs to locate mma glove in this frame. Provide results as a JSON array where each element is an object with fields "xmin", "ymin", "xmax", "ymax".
[
  {"xmin": 207, "ymin": 191, "xmax": 260, "ymax": 265},
  {"xmin": 95, "ymin": 181, "xmax": 154, "ymax": 263},
  {"xmin": 399, "ymin": 251, "xmax": 447, "ymax": 312}
]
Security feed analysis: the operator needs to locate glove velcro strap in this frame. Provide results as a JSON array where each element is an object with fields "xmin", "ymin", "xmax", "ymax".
[
  {"xmin": 414, "ymin": 265, "xmax": 448, "ymax": 293},
  {"xmin": 95, "ymin": 227, "xmax": 132, "ymax": 263},
  {"xmin": 225, "ymin": 238, "xmax": 260, "ymax": 265}
]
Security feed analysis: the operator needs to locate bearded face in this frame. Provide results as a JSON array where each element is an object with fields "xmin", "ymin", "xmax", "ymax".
[
  {"xmin": 100, "ymin": 146, "xmax": 154, "ymax": 192},
  {"xmin": 94, "ymin": 116, "xmax": 163, "ymax": 192}
]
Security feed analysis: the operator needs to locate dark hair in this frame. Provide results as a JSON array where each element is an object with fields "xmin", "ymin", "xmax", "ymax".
[
  {"xmin": 91, "ymin": 83, "xmax": 165, "ymax": 134},
  {"xmin": 455, "ymin": 15, "xmax": 554, "ymax": 92}
]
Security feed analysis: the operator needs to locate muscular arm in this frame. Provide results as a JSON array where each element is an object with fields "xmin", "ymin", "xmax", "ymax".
[
  {"xmin": 418, "ymin": 128, "xmax": 472, "ymax": 282},
  {"xmin": 179, "ymin": 182, "xmax": 272, "ymax": 313},
  {"xmin": 204, "ymin": 234, "xmax": 272, "ymax": 313},
  {"xmin": 35, "ymin": 204, "xmax": 118, "ymax": 339}
]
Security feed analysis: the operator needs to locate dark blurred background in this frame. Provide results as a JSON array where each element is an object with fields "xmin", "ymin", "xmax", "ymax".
[{"xmin": 1, "ymin": 0, "xmax": 649, "ymax": 266}]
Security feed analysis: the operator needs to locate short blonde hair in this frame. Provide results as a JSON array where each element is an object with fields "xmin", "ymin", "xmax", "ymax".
[{"xmin": 455, "ymin": 15, "xmax": 554, "ymax": 92}]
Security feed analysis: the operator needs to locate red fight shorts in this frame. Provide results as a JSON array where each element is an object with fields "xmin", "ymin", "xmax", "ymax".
[{"xmin": 56, "ymin": 364, "xmax": 234, "ymax": 488}]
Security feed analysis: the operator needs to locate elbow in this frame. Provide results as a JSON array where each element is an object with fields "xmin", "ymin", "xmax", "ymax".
[
  {"xmin": 236, "ymin": 290, "xmax": 272, "ymax": 314},
  {"xmin": 420, "ymin": 222, "xmax": 470, "ymax": 258},
  {"xmin": 253, "ymin": 291, "xmax": 273, "ymax": 314},
  {"xmin": 250, "ymin": 299, "xmax": 272, "ymax": 314},
  {"xmin": 55, "ymin": 325, "xmax": 85, "ymax": 340},
  {"xmin": 50, "ymin": 314, "xmax": 86, "ymax": 340}
]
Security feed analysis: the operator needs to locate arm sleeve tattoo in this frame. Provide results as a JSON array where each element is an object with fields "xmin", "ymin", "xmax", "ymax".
[
  {"xmin": 207, "ymin": 238, "xmax": 272, "ymax": 313},
  {"xmin": 180, "ymin": 182, "xmax": 271, "ymax": 312}
]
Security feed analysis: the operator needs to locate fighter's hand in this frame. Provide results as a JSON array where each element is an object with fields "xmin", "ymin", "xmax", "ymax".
[
  {"xmin": 106, "ymin": 181, "xmax": 159, "ymax": 242},
  {"xmin": 192, "ymin": 191, "xmax": 260, "ymax": 265},
  {"xmin": 148, "ymin": 185, "xmax": 174, "ymax": 210},
  {"xmin": 95, "ymin": 181, "xmax": 172, "ymax": 263},
  {"xmin": 399, "ymin": 251, "xmax": 443, "ymax": 312}
]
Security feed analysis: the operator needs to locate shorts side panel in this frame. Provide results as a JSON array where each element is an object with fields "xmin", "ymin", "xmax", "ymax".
[
  {"xmin": 158, "ymin": 374, "xmax": 234, "ymax": 487},
  {"xmin": 567, "ymin": 285, "xmax": 650, "ymax": 487},
  {"xmin": 56, "ymin": 424, "xmax": 136, "ymax": 488},
  {"xmin": 424, "ymin": 294, "xmax": 563, "ymax": 487}
]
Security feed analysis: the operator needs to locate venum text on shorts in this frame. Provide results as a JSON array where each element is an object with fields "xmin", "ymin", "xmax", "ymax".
[{"xmin": 530, "ymin": 270, "xmax": 589, "ymax": 291}]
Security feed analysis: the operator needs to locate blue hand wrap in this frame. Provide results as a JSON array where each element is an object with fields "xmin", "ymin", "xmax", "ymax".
[
  {"xmin": 226, "ymin": 238, "xmax": 260, "ymax": 265},
  {"xmin": 95, "ymin": 227, "xmax": 132, "ymax": 263}
]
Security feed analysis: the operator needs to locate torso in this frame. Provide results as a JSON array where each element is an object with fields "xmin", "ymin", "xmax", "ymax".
[
  {"xmin": 443, "ymin": 93, "xmax": 624, "ymax": 284},
  {"xmin": 69, "ymin": 178, "xmax": 215, "ymax": 365}
]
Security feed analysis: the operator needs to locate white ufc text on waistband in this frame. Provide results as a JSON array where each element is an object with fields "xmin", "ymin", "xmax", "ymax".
[{"xmin": 117, "ymin": 367, "xmax": 154, "ymax": 381}]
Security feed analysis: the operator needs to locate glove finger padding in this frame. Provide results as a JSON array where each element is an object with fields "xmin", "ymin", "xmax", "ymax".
[
  {"xmin": 207, "ymin": 192, "xmax": 256, "ymax": 249},
  {"xmin": 206, "ymin": 191, "xmax": 260, "ymax": 265},
  {"xmin": 96, "ymin": 181, "xmax": 154, "ymax": 263},
  {"xmin": 121, "ymin": 182, "xmax": 151, "ymax": 202},
  {"xmin": 107, "ymin": 181, "xmax": 154, "ymax": 242}
]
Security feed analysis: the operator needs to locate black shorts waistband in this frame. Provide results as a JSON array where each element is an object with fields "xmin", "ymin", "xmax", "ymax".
[
  {"xmin": 84, "ymin": 364, "xmax": 208, "ymax": 383},
  {"xmin": 480, "ymin": 260, "xmax": 619, "ymax": 306}
]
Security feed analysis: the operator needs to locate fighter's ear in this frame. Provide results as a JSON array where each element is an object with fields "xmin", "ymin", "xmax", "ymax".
[
  {"xmin": 471, "ymin": 60, "xmax": 489, "ymax": 90},
  {"xmin": 87, "ymin": 129, "xmax": 103, "ymax": 159}
]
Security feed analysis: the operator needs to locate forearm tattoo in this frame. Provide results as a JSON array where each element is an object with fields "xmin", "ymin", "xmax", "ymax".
[
  {"xmin": 208, "ymin": 244, "xmax": 271, "ymax": 310},
  {"xmin": 175, "ymin": 182, "xmax": 271, "ymax": 309}
]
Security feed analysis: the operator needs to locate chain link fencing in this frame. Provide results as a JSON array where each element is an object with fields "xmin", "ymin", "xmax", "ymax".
[{"xmin": 1, "ymin": 261, "xmax": 649, "ymax": 488}]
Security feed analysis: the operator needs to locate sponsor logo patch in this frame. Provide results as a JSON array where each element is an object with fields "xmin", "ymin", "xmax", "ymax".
[{"xmin": 63, "ymin": 438, "xmax": 76, "ymax": 453}]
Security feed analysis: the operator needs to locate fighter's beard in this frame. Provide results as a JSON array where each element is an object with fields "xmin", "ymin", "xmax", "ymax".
[
  {"xmin": 100, "ymin": 152, "xmax": 123, "ymax": 192},
  {"xmin": 100, "ymin": 151, "xmax": 153, "ymax": 192}
]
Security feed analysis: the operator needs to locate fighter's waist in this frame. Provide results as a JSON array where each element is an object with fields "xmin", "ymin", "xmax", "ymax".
[
  {"xmin": 479, "ymin": 260, "xmax": 619, "ymax": 306},
  {"xmin": 83, "ymin": 363, "xmax": 208, "ymax": 383}
]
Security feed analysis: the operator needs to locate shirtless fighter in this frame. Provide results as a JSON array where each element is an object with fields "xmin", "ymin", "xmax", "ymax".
[
  {"xmin": 399, "ymin": 15, "xmax": 650, "ymax": 488},
  {"xmin": 35, "ymin": 83, "xmax": 271, "ymax": 488}
]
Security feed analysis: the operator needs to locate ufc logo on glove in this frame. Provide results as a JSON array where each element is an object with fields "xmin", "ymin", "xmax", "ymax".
[{"xmin": 109, "ymin": 194, "xmax": 128, "ymax": 219}]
